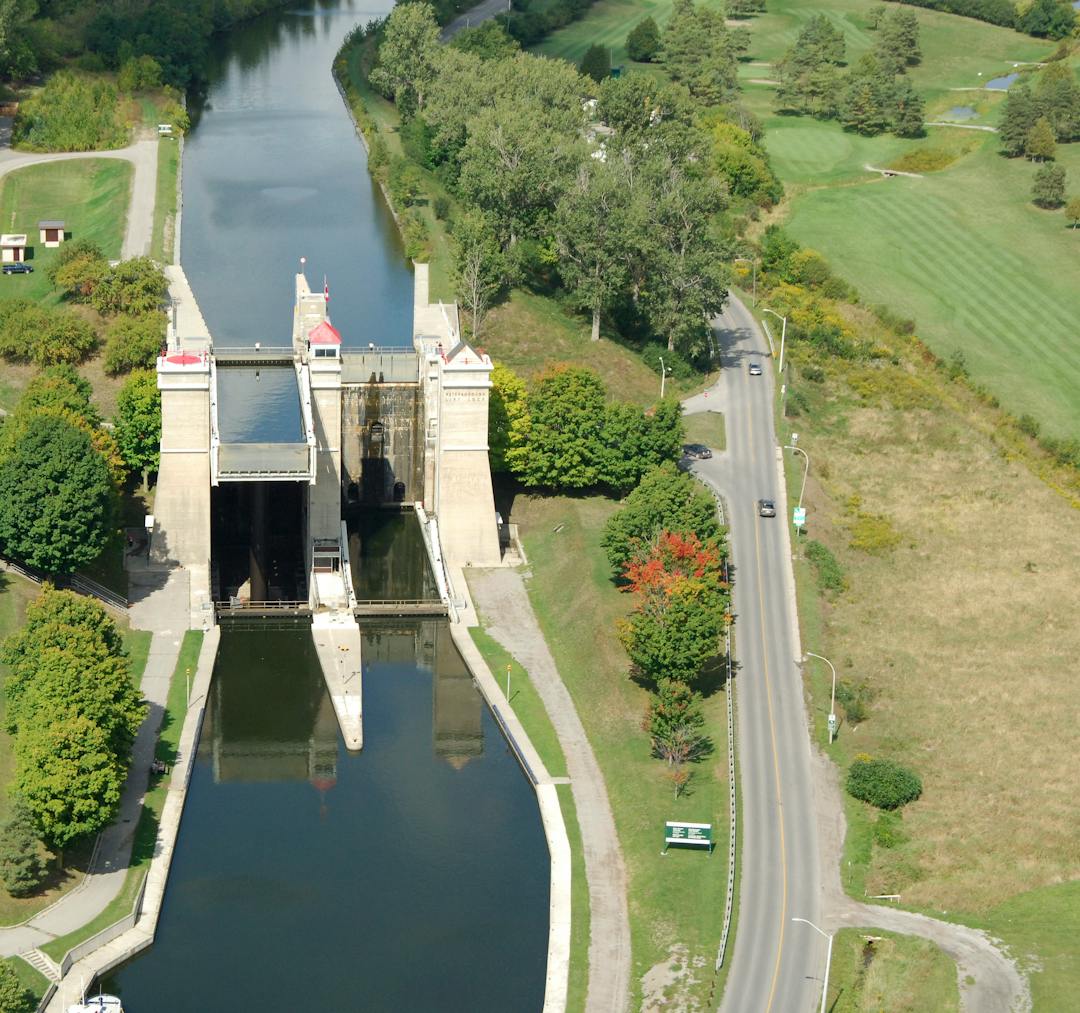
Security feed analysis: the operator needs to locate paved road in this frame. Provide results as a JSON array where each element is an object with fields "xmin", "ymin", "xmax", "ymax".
[
  {"xmin": 684, "ymin": 296, "xmax": 824, "ymax": 1013},
  {"xmin": 440, "ymin": 0, "xmax": 510, "ymax": 39},
  {"xmin": 469, "ymin": 569, "xmax": 631, "ymax": 1013},
  {"xmin": 0, "ymin": 134, "xmax": 159, "ymax": 260}
]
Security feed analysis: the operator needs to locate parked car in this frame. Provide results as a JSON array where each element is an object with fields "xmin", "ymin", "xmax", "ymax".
[
  {"xmin": 2, "ymin": 262, "xmax": 32, "ymax": 275},
  {"xmin": 683, "ymin": 444, "xmax": 713, "ymax": 460},
  {"xmin": 748, "ymin": 362, "xmax": 762, "ymax": 376},
  {"xmin": 758, "ymin": 498, "xmax": 776, "ymax": 517}
]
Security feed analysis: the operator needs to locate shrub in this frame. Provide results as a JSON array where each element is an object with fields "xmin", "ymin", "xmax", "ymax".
[
  {"xmin": 801, "ymin": 363, "xmax": 825, "ymax": 383},
  {"xmin": 848, "ymin": 512, "xmax": 901, "ymax": 554},
  {"xmin": 805, "ymin": 539, "xmax": 845, "ymax": 593},
  {"xmin": 889, "ymin": 147, "xmax": 957, "ymax": 173},
  {"xmin": 47, "ymin": 238, "xmax": 104, "ymax": 286},
  {"xmin": 32, "ymin": 311, "xmax": 98, "ymax": 366},
  {"xmin": 847, "ymin": 757, "xmax": 922, "ymax": 810},
  {"xmin": 103, "ymin": 313, "xmax": 165, "ymax": 375},
  {"xmin": 12, "ymin": 72, "xmax": 127, "ymax": 152},
  {"xmin": 835, "ymin": 678, "xmax": 873, "ymax": 723},
  {"xmin": 400, "ymin": 209, "xmax": 430, "ymax": 261},
  {"xmin": 0, "ymin": 300, "xmax": 48, "ymax": 361},
  {"xmin": 432, "ymin": 194, "xmax": 451, "ymax": 220},
  {"xmin": 387, "ymin": 157, "xmax": 423, "ymax": 209},
  {"xmin": 91, "ymin": 257, "xmax": 168, "ymax": 317},
  {"xmin": 640, "ymin": 341, "xmax": 695, "ymax": 380},
  {"xmin": 1017, "ymin": 413, "xmax": 1041, "ymax": 438},
  {"xmin": 18, "ymin": 365, "xmax": 98, "ymax": 425}
]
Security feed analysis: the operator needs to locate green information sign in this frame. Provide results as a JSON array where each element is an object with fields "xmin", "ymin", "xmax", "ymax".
[{"xmin": 663, "ymin": 821, "xmax": 713, "ymax": 854}]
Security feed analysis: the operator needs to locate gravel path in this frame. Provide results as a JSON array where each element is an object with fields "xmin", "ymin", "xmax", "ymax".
[
  {"xmin": 469, "ymin": 568, "xmax": 631, "ymax": 1013},
  {"xmin": 0, "ymin": 132, "xmax": 159, "ymax": 260},
  {"xmin": 812, "ymin": 750, "xmax": 1031, "ymax": 1012}
]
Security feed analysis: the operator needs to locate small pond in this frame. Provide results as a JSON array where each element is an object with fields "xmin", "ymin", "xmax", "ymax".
[
  {"xmin": 944, "ymin": 106, "xmax": 977, "ymax": 120},
  {"xmin": 985, "ymin": 72, "xmax": 1019, "ymax": 90}
]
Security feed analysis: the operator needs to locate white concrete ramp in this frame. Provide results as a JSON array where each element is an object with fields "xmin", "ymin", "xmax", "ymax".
[{"xmin": 311, "ymin": 604, "xmax": 363, "ymax": 751}]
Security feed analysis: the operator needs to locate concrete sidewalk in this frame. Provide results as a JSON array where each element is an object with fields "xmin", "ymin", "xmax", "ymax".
[
  {"xmin": 469, "ymin": 568, "xmax": 631, "ymax": 1013},
  {"xmin": 0, "ymin": 569, "xmax": 188, "ymax": 967}
]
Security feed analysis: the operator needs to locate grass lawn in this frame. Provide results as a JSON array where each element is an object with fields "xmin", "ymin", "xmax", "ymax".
[
  {"xmin": 0, "ymin": 574, "xmax": 152, "ymax": 925},
  {"xmin": 42, "ymin": 630, "xmax": 202, "ymax": 962},
  {"xmin": 776, "ymin": 317, "xmax": 1080, "ymax": 1005},
  {"xmin": 10, "ymin": 955, "xmax": 50, "ymax": 1006},
  {"xmin": 510, "ymin": 492, "xmax": 732, "ymax": 1008},
  {"xmin": 683, "ymin": 410, "xmax": 726, "ymax": 451},
  {"xmin": 535, "ymin": 0, "xmax": 727, "ymax": 66},
  {"xmin": 466, "ymin": 625, "xmax": 589, "ymax": 1011},
  {"xmin": 826, "ymin": 927, "xmax": 959, "ymax": 1012},
  {"xmin": 151, "ymin": 137, "xmax": 179, "ymax": 263},
  {"xmin": 736, "ymin": 0, "xmax": 1080, "ymax": 435},
  {"xmin": 482, "ymin": 289, "xmax": 708, "ymax": 406},
  {"xmin": 0, "ymin": 159, "xmax": 133, "ymax": 306}
]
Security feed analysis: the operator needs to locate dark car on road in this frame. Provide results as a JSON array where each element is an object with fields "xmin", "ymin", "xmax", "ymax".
[
  {"xmin": 748, "ymin": 361, "xmax": 762, "ymax": 376},
  {"xmin": 683, "ymin": 444, "xmax": 713, "ymax": 460},
  {"xmin": 758, "ymin": 498, "xmax": 776, "ymax": 517},
  {"xmin": 2, "ymin": 263, "xmax": 33, "ymax": 275}
]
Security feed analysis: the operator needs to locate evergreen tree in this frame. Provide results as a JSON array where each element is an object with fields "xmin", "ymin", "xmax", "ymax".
[
  {"xmin": 1032, "ymin": 162, "xmax": 1067, "ymax": 208},
  {"xmin": 0, "ymin": 798, "xmax": 49, "ymax": 898},
  {"xmin": 626, "ymin": 17, "xmax": 660, "ymax": 63},
  {"xmin": 875, "ymin": 8, "xmax": 920, "ymax": 74},
  {"xmin": 1025, "ymin": 115, "xmax": 1057, "ymax": 161},
  {"xmin": 1035, "ymin": 63, "xmax": 1080, "ymax": 142},
  {"xmin": 663, "ymin": 0, "xmax": 739, "ymax": 103},
  {"xmin": 838, "ymin": 55, "xmax": 893, "ymax": 135},
  {"xmin": 891, "ymin": 77, "xmax": 925, "ymax": 137},
  {"xmin": 580, "ymin": 43, "xmax": 610, "ymax": 84},
  {"xmin": 999, "ymin": 85, "xmax": 1039, "ymax": 157},
  {"xmin": 0, "ymin": 960, "xmax": 33, "ymax": 1013}
]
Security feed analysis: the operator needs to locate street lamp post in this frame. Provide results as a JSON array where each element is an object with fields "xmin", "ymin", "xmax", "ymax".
[
  {"xmin": 792, "ymin": 917, "xmax": 834, "ymax": 1013},
  {"xmin": 762, "ymin": 307, "xmax": 788, "ymax": 373},
  {"xmin": 659, "ymin": 356, "xmax": 671, "ymax": 399},
  {"xmin": 806, "ymin": 651, "xmax": 838, "ymax": 743},
  {"xmin": 784, "ymin": 442, "xmax": 810, "ymax": 510},
  {"xmin": 733, "ymin": 257, "xmax": 757, "ymax": 306}
]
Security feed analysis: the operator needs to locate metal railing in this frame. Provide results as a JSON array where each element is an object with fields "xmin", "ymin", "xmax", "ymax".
[
  {"xmin": 1, "ymin": 555, "xmax": 128, "ymax": 611},
  {"xmin": 216, "ymin": 600, "xmax": 310, "ymax": 611},
  {"xmin": 354, "ymin": 598, "xmax": 448, "ymax": 615}
]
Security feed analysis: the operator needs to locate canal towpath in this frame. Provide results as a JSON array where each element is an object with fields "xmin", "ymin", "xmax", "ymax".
[
  {"xmin": 0, "ymin": 570, "xmax": 189, "ymax": 968},
  {"xmin": 467, "ymin": 568, "xmax": 632, "ymax": 1013}
]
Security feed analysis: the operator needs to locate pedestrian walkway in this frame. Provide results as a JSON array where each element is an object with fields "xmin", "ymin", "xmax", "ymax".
[
  {"xmin": 469, "ymin": 568, "xmax": 631, "ymax": 1013},
  {"xmin": 0, "ymin": 568, "xmax": 188, "ymax": 963}
]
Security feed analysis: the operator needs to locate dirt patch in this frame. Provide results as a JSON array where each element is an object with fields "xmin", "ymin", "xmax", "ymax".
[{"xmin": 640, "ymin": 944, "xmax": 705, "ymax": 1011}]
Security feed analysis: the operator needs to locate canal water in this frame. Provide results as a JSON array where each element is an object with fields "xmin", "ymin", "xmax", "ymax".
[{"xmin": 107, "ymin": 4, "xmax": 549, "ymax": 1008}]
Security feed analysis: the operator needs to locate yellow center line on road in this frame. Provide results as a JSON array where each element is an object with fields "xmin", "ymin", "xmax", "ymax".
[{"xmin": 745, "ymin": 367, "xmax": 790, "ymax": 1013}]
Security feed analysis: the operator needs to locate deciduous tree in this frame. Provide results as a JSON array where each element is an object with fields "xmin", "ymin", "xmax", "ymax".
[
  {"xmin": 14, "ymin": 715, "xmax": 123, "ymax": 854},
  {"xmin": 521, "ymin": 365, "xmax": 605, "ymax": 488},
  {"xmin": 0, "ymin": 413, "xmax": 114, "ymax": 573},
  {"xmin": 451, "ymin": 209, "xmax": 507, "ymax": 339},
  {"xmin": 369, "ymin": 1, "xmax": 441, "ymax": 118},
  {"xmin": 1025, "ymin": 115, "xmax": 1057, "ymax": 161},
  {"xmin": 1065, "ymin": 196, "xmax": 1080, "ymax": 229},
  {"xmin": 601, "ymin": 462, "xmax": 721, "ymax": 571},
  {"xmin": 488, "ymin": 363, "xmax": 530, "ymax": 475},
  {"xmin": 114, "ymin": 369, "xmax": 161, "ymax": 483},
  {"xmin": 999, "ymin": 84, "xmax": 1038, "ymax": 157},
  {"xmin": 626, "ymin": 17, "xmax": 660, "ymax": 63}
]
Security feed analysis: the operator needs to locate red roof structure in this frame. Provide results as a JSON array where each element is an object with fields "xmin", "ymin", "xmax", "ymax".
[{"xmin": 308, "ymin": 320, "xmax": 342, "ymax": 345}]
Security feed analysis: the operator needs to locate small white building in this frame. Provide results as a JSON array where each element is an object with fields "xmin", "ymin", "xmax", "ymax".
[
  {"xmin": 37, "ymin": 220, "xmax": 65, "ymax": 247},
  {"xmin": 1, "ymin": 234, "xmax": 27, "ymax": 263}
]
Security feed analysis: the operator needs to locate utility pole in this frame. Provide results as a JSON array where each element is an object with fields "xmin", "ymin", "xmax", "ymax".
[{"xmin": 762, "ymin": 307, "xmax": 788, "ymax": 373}]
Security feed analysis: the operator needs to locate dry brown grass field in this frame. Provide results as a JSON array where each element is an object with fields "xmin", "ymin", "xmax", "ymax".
[{"xmin": 780, "ymin": 324, "xmax": 1080, "ymax": 1003}]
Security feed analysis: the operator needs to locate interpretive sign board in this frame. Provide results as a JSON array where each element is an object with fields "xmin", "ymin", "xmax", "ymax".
[
  {"xmin": 664, "ymin": 821, "xmax": 713, "ymax": 854},
  {"xmin": 793, "ymin": 507, "xmax": 806, "ymax": 528}
]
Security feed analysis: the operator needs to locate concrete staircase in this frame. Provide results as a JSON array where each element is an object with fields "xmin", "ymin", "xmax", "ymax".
[{"xmin": 21, "ymin": 947, "xmax": 60, "ymax": 983}]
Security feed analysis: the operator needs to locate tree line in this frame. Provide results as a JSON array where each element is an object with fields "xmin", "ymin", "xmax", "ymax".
[
  {"xmin": 1, "ymin": 0, "xmax": 301, "ymax": 89},
  {"xmin": 0, "ymin": 587, "xmax": 144, "ymax": 882},
  {"xmin": 601, "ymin": 464, "xmax": 730, "ymax": 796},
  {"xmin": 884, "ymin": 0, "xmax": 1075, "ymax": 39},
  {"xmin": 774, "ymin": 9, "xmax": 925, "ymax": 137},
  {"xmin": 365, "ymin": 1, "xmax": 781, "ymax": 360},
  {"xmin": 489, "ymin": 363, "xmax": 683, "ymax": 493},
  {"xmin": 998, "ymin": 62, "xmax": 1080, "ymax": 213}
]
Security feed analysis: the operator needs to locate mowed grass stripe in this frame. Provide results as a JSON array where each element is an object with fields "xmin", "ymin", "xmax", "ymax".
[{"xmin": 789, "ymin": 183, "xmax": 1080, "ymax": 430}]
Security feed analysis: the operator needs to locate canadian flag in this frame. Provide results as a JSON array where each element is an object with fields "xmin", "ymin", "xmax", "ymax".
[{"xmin": 323, "ymin": 275, "xmax": 329, "ymax": 304}]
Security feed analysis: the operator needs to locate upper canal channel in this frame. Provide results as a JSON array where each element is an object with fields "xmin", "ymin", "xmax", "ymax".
[{"xmin": 106, "ymin": 4, "xmax": 550, "ymax": 1009}]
